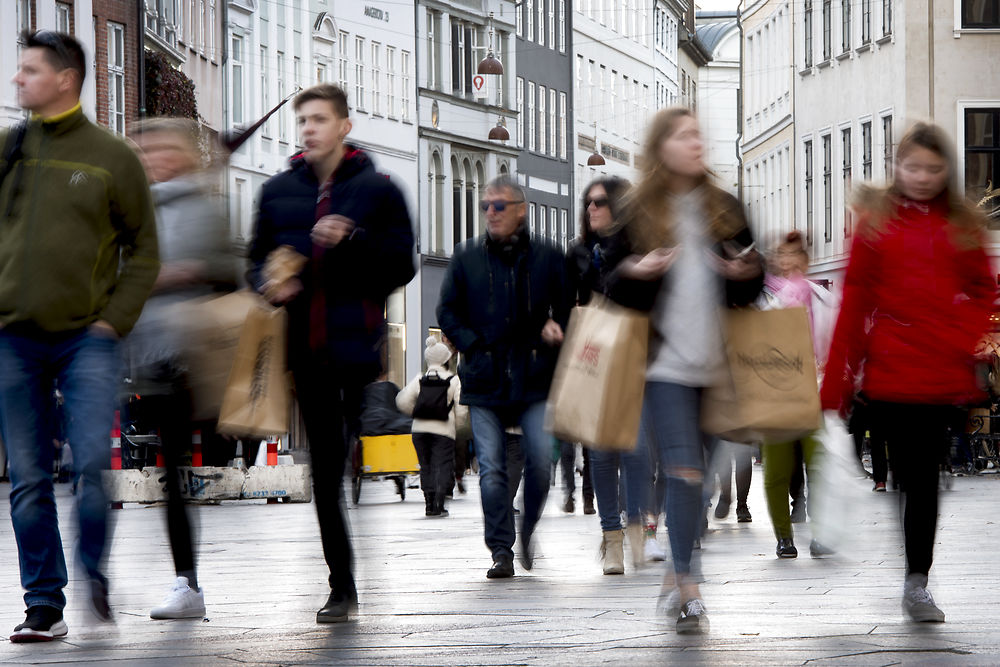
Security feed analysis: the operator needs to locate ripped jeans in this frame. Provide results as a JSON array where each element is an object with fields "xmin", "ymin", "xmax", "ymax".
[{"xmin": 641, "ymin": 381, "xmax": 712, "ymax": 578}]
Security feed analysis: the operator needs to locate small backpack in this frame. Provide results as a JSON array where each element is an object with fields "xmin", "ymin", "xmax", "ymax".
[{"xmin": 412, "ymin": 371, "xmax": 453, "ymax": 421}]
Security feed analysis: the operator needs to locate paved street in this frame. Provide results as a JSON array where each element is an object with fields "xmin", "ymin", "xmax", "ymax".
[{"xmin": 1, "ymin": 464, "xmax": 999, "ymax": 666}]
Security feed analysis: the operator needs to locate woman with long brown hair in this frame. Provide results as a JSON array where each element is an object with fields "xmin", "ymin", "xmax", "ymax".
[
  {"xmin": 606, "ymin": 107, "xmax": 763, "ymax": 633},
  {"xmin": 822, "ymin": 121, "xmax": 995, "ymax": 623}
]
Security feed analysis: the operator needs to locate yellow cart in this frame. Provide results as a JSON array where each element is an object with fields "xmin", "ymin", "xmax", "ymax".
[{"xmin": 351, "ymin": 434, "xmax": 420, "ymax": 504}]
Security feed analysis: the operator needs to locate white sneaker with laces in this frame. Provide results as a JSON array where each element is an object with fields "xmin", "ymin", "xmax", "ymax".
[
  {"xmin": 150, "ymin": 577, "xmax": 206, "ymax": 620},
  {"xmin": 644, "ymin": 535, "xmax": 667, "ymax": 562},
  {"xmin": 903, "ymin": 575, "xmax": 945, "ymax": 623}
]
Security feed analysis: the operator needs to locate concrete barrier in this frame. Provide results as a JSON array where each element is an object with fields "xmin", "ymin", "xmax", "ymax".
[{"xmin": 102, "ymin": 464, "xmax": 312, "ymax": 504}]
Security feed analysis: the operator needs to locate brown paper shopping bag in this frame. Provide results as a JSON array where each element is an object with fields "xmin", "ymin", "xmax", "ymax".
[
  {"xmin": 216, "ymin": 300, "xmax": 290, "ymax": 437},
  {"xmin": 702, "ymin": 307, "xmax": 822, "ymax": 443},
  {"xmin": 546, "ymin": 297, "xmax": 649, "ymax": 450}
]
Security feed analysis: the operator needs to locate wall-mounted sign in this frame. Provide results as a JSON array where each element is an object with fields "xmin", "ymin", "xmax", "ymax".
[
  {"xmin": 364, "ymin": 6, "xmax": 390, "ymax": 22},
  {"xmin": 472, "ymin": 75, "xmax": 488, "ymax": 99}
]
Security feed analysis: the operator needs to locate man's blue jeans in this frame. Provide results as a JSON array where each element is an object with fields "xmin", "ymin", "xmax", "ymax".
[
  {"xmin": 0, "ymin": 327, "xmax": 121, "ymax": 610},
  {"xmin": 470, "ymin": 403, "xmax": 551, "ymax": 560}
]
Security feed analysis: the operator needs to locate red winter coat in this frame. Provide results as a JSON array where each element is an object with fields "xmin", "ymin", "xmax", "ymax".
[{"xmin": 820, "ymin": 195, "xmax": 996, "ymax": 412}]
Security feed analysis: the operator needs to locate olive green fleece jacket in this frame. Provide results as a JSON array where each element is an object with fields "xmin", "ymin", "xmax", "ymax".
[{"xmin": 0, "ymin": 106, "xmax": 159, "ymax": 336}]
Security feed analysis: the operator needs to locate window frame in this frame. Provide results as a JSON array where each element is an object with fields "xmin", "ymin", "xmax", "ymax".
[{"xmin": 107, "ymin": 21, "xmax": 126, "ymax": 136}]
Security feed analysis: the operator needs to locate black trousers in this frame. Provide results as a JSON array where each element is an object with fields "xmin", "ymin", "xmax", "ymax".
[
  {"xmin": 292, "ymin": 359, "xmax": 375, "ymax": 595},
  {"xmin": 559, "ymin": 442, "xmax": 593, "ymax": 501},
  {"xmin": 869, "ymin": 402, "xmax": 953, "ymax": 576},
  {"xmin": 412, "ymin": 432, "xmax": 455, "ymax": 499}
]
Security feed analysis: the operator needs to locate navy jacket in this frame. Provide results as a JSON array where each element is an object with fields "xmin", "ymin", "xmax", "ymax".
[
  {"xmin": 248, "ymin": 147, "xmax": 415, "ymax": 370},
  {"xmin": 437, "ymin": 229, "xmax": 571, "ymax": 409}
]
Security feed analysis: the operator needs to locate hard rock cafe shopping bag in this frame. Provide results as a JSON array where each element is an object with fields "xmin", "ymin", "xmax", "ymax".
[
  {"xmin": 217, "ymin": 301, "xmax": 290, "ymax": 437},
  {"xmin": 702, "ymin": 307, "xmax": 822, "ymax": 443},
  {"xmin": 546, "ymin": 298, "xmax": 649, "ymax": 450}
]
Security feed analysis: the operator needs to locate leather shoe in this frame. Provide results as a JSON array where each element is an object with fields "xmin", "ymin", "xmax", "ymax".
[
  {"xmin": 809, "ymin": 539, "xmax": 835, "ymax": 558},
  {"xmin": 776, "ymin": 538, "xmax": 798, "ymax": 558},
  {"xmin": 486, "ymin": 556, "xmax": 514, "ymax": 579},
  {"xmin": 317, "ymin": 589, "xmax": 358, "ymax": 623}
]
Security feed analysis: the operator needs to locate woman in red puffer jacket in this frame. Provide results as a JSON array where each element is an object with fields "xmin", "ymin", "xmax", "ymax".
[{"xmin": 821, "ymin": 121, "xmax": 996, "ymax": 625}]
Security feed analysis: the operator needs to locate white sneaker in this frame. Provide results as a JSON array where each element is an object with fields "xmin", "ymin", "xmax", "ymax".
[
  {"xmin": 150, "ymin": 577, "xmax": 206, "ymax": 620},
  {"xmin": 644, "ymin": 536, "xmax": 667, "ymax": 562}
]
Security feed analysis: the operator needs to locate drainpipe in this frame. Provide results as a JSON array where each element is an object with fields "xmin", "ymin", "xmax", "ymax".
[
  {"xmin": 137, "ymin": 1, "xmax": 145, "ymax": 118},
  {"xmin": 927, "ymin": 0, "xmax": 935, "ymax": 119},
  {"xmin": 736, "ymin": 1, "xmax": 745, "ymax": 202}
]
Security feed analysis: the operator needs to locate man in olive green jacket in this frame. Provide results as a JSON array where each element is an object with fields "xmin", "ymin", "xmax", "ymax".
[{"xmin": 0, "ymin": 31, "xmax": 159, "ymax": 643}]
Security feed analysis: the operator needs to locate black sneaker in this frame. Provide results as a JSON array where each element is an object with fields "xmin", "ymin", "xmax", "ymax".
[
  {"xmin": 776, "ymin": 538, "xmax": 798, "ymax": 558},
  {"xmin": 713, "ymin": 498, "xmax": 731, "ymax": 519},
  {"xmin": 316, "ymin": 588, "xmax": 358, "ymax": 623},
  {"xmin": 736, "ymin": 504, "xmax": 752, "ymax": 523},
  {"xmin": 89, "ymin": 579, "xmax": 112, "ymax": 622},
  {"xmin": 486, "ymin": 555, "xmax": 514, "ymax": 579},
  {"xmin": 10, "ymin": 606, "xmax": 68, "ymax": 643},
  {"xmin": 809, "ymin": 539, "xmax": 835, "ymax": 558},
  {"xmin": 676, "ymin": 598, "xmax": 709, "ymax": 634}
]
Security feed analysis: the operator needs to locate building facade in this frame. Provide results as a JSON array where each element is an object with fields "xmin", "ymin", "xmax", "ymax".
[
  {"xmin": 514, "ymin": 0, "xmax": 574, "ymax": 251},
  {"xmin": 739, "ymin": 0, "xmax": 795, "ymax": 253},
  {"xmin": 696, "ymin": 11, "xmax": 740, "ymax": 194},
  {"xmin": 794, "ymin": 0, "xmax": 1000, "ymax": 285}
]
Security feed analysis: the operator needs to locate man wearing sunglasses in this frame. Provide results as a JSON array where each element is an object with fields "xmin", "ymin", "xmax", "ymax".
[
  {"xmin": 0, "ymin": 31, "xmax": 159, "ymax": 642},
  {"xmin": 437, "ymin": 176, "xmax": 570, "ymax": 579}
]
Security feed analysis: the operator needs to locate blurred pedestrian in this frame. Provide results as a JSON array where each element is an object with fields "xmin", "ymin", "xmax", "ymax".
[
  {"xmin": 558, "ymin": 442, "xmax": 593, "ymax": 515},
  {"xmin": 759, "ymin": 231, "xmax": 838, "ymax": 559},
  {"xmin": 248, "ymin": 84, "xmax": 415, "ymax": 623},
  {"xmin": 566, "ymin": 176, "xmax": 653, "ymax": 574},
  {"xmin": 605, "ymin": 107, "xmax": 763, "ymax": 633},
  {"xmin": 437, "ymin": 175, "xmax": 570, "ymax": 579},
  {"xmin": 397, "ymin": 336, "xmax": 468, "ymax": 517},
  {"xmin": 128, "ymin": 117, "xmax": 236, "ymax": 620},
  {"xmin": 822, "ymin": 121, "xmax": 995, "ymax": 623},
  {"xmin": 0, "ymin": 31, "xmax": 159, "ymax": 642},
  {"xmin": 711, "ymin": 441, "xmax": 753, "ymax": 523}
]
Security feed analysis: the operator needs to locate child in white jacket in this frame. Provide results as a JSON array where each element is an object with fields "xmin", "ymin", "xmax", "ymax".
[{"xmin": 397, "ymin": 337, "xmax": 469, "ymax": 516}]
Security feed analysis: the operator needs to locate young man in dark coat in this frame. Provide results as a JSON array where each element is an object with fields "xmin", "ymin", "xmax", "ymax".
[
  {"xmin": 248, "ymin": 84, "xmax": 415, "ymax": 623},
  {"xmin": 437, "ymin": 176, "xmax": 570, "ymax": 578}
]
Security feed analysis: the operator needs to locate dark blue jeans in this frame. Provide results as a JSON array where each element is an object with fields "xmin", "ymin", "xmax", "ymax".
[
  {"xmin": 642, "ymin": 381, "xmax": 710, "ymax": 578},
  {"xmin": 588, "ymin": 428, "xmax": 652, "ymax": 532},
  {"xmin": 470, "ymin": 403, "xmax": 550, "ymax": 560},
  {"xmin": 0, "ymin": 327, "xmax": 121, "ymax": 610}
]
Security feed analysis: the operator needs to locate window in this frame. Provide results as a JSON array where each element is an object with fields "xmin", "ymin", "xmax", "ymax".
[
  {"xmin": 386, "ymin": 47, "xmax": 396, "ymax": 119},
  {"xmin": 427, "ymin": 12, "xmax": 437, "ymax": 90},
  {"xmin": 517, "ymin": 0, "xmax": 524, "ymax": 36},
  {"xmin": 559, "ymin": 91, "xmax": 567, "ymax": 159},
  {"xmin": 823, "ymin": 135, "xmax": 832, "ymax": 243},
  {"xmin": 862, "ymin": 121, "xmax": 873, "ymax": 179},
  {"xmin": 56, "ymin": 2, "xmax": 72, "ymax": 33},
  {"xmin": 529, "ymin": 203, "xmax": 536, "ymax": 235},
  {"xmin": 842, "ymin": 0, "xmax": 851, "ymax": 52},
  {"xmin": 277, "ymin": 51, "xmax": 287, "ymax": 141},
  {"xmin": 548, "ymin": 0, "xmax": 555, "ymax": 49},
  {"xmin": 964, "ymin": 108, "xmax": 1000, "ymax": 204},
  {"xmin": 231, "ymin": 35, "xmax": 244, "ymax": 124},
  {"xmin": 804, "ymin": 0, "xmax": 814, "ymax": 68},
  {"xmin": 862, "ymin": 0, "xmax": 872, "ymax": 44},
  {"xmin": 882, "ymin": 0, "xmax": 892, "ymax": 36},
  {"xmin": 561, "ymin": 209, "xmax": 569, "ymax": 249},
  {"xmin": 338, "ymin": 31, "xmax": 349, "ymax": 92},
  {"xmin": 528, "ymin": 81, "xmax": 536, "ymax": 151},
  {"xmin": 549, "ymin": 88, "xmax": 556, "ymax": 157},
  {"xmin": 558, "ymin": 0, "xmax": 566, "ymax": 52},
  {"xmin": 208, "ymin": 0, "xmax": 216, "ymax": 59},
  {"xmin": 963, "ymin": 1, "xmax": 1000, "ymax": 28},
  {"xmin": 516, "ymin": 78, "xmax": 524, "ymax": 147},
  {"xmin": 355, "ymin": 37, "xmax": 366, "ymax": 111},
  {"xmin": 538, "ymin": 85, "xmax": 546, "ymax": 155},
  {"xmin": 805, "ymin": 140, "xmax": 814, "ymax": 245},
  {"xmin": 842, "ymin": 128, "xmax": 853, "ymax": 237},
  {"xmin": 401, "ymin": 51, "xmax": 411, "ymax": 122},
  {"xmin": 538, "ymin": 0, "xmax": 545, "ymax": 46},
  {"xmin": 371, "ymin": 42, "xmax": 382, "ymax": 115},
  {"xmin": 527, "ymin": 0, "xmax": 534, "ymax": 42},
  {"xmin": 260, "ymin": 46, "xmax": 270, "ymax": 136},
  {"xmin": 539, "ymin": 206, "xmax": 547, "ymax": 239},
  {"xmin": 315, "ymin": 62, "xmax": 327, "ymax": 84},
  {"xmin": 107, "ymin": 22, "xmax": 125, "ymax": 135},
  {"xmin": 822, "ymin": 0, "xmax": 832, "ymax": 61},
  {"xmin": 882, "ymin": 115, "xmax": 893, "ymax": 179},
  {"xmin": 293, "ymin": 56, "xmax": 301, "ymax": 97}
]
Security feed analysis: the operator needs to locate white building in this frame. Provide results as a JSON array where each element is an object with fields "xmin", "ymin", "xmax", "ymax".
[
  {"xmin": 794, "ymin": 0, "xmax": 1000, "ymax": 285},
  {"xmin": 739, "ymin": 0, "xmax": 794, "ymax": 253},
  {"xmin": 653, "ymin": 1, "xmax": 683, "ymax": 111},
  {"xmin": 224, "ymin": 0, "xmax": 420, "ymax": 383},
  {"xmin": 696, "ymin": 11, "xmax": 740, "ymax": 194},
  {"xmin": 413, "ymin": 0, "xmax": 519, "ymax": 367},
  {"xmin": 573, "ymin": 1, "xmax": 654, "ymax": 215}
]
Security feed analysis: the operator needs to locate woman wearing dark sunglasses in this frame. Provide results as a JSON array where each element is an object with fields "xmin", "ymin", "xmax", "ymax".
[{"xmin": 567, "ymin": 177, "xmax": 657, "ymax": 576}]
